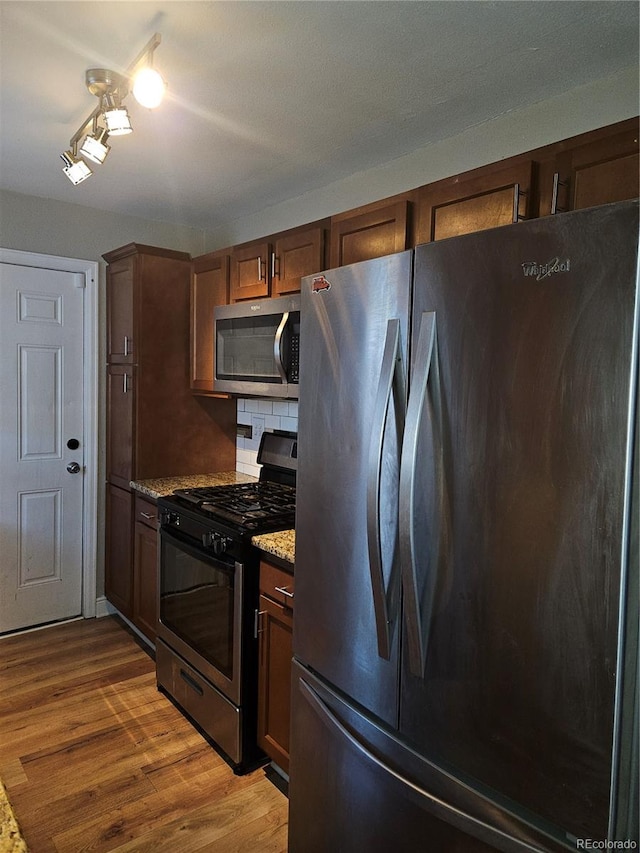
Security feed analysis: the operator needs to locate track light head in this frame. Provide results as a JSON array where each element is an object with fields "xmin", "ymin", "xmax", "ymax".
[
  {"xmin": 80, "ymin": 124, "xmax": 111, "ymax": 164},
  {"xmin": 103, "ymin": 106, "xmax": 132, "ymax": 136},
  {"xmin": 60, "ymin": 149, "xmax": 92, "ymax": 185}
]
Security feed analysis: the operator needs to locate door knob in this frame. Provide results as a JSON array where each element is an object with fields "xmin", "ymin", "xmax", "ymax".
[{"xmin": 66, "ymin": 462, "xmax": 81, "ymax": 474}]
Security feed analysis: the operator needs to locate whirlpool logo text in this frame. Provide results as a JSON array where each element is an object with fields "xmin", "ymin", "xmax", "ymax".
[{"xmin": 521, "ymin": 257, "xmax": 571, "ymax": 281}]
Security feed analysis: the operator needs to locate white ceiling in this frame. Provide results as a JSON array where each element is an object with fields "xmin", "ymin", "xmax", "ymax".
[{"xmin": 1, "ymin": 1, "xmax": 638, "ymax": 232}]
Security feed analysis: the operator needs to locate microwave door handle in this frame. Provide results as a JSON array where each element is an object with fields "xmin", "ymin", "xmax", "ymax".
[
  {"xmin": 366, "ymin": 318, "xmax": 406, "ymax": 659},
  {"xmin": 274, "ymin": 311, "xmax": 289, "ymax": 383},
  {"xmin": 399, "ymin": 311, "xmax": 442, "ymax": 678}
]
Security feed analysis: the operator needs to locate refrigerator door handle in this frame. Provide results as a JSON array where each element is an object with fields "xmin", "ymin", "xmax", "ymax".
[
  {"xmin": 399, "ymin": 311, "xmax": 442, "ymax": 677},
  {"xmin": 298, "ymin": 677, "xmax": 546, "ymax": 853},
  {"xmin": 367, "ymin": 318, "xmax": 406, "ymax": 659}
]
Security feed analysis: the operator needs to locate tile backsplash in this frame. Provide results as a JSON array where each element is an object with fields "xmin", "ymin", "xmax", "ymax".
[{"xmin": 236, "ymin": 398, "xmax": 298, "ymax": 478}]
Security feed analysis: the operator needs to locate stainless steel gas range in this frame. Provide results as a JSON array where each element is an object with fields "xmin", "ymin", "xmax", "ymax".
[{"xmin": 156, "ymin": 430, "xmax": 297, "ymax": 774}]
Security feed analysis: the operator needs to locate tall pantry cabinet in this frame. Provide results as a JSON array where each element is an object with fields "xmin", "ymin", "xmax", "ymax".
[{"xmin": 104, "ymin": 244, "xmax": 237, "ymax": 640}]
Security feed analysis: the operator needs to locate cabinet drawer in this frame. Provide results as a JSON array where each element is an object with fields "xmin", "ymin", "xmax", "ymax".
[
  {"xmin": 134, "ymin": 493, "xmax": 158, "ymax": 528},
  {"xmin": 260, "ymin": 560, "xmax": 295, "ymax": 609}
]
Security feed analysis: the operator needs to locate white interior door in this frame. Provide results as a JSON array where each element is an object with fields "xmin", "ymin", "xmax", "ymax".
[{"xmin": 0, "ymin": 262, "xmax": 85, "ymax": 632}]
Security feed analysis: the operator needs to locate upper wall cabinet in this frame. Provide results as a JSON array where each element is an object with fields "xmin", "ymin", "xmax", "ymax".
[
  {"xmin": 106, "ymin": 255, "xmax": 136, "ymax": 363},
  {"xmin": 272, "ymin": 226, "xmax": 325, "ymax": 296},
  {"xmin": 231, "ymin": 239, "xmax": 271, "ymax": 301},
  {"xmin": 536, "ymin": 117, "xmax": 639, "ymax": 217},
  {"xmin": 191, "ymin": 250, "xmax": 230, "ymax": 395},
  {"xmin": 329, "ymin": 197, "xmax": 411, "ymax": 268},
  {"xmin": 416, "ymin": 159, "xmax": 534, "ymax": 245},
  {"xmin": 230, "ymin": 222, "xmax": 328, "ymax": 301}
]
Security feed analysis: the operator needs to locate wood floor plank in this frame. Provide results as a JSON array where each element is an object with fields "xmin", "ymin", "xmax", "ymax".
[
  {"xmin": 0, "ymin": 616, "xmax": 289, "ymax": 852},
  {"xmin": 77, "ymin": 774, "xmax": 287, "ymax": 853}
]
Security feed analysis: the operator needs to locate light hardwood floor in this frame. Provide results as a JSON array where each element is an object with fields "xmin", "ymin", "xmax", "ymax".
[{"xmin": 0, "ymin": 616, "xmax": 288, "ymax": 852}]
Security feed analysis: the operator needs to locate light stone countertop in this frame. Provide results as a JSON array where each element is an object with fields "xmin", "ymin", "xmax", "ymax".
[
  {"xmin": 252, "ymin": 529, "xmax": 295, "ymax": 566},
  {"xmin": 130, "ymin": 471, "xmax": 257, "ymax": 500}
]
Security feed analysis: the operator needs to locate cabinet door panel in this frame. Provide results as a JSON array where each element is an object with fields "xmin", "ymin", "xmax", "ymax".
[
  {"xmin": 573, "ymin": 151, "xmax": 639, "ymax": 210},
  {"xmin": 231, "ymin": 241, "xmax": 270, "ymax": 301},
  {"xmin": 258, "ymin": 592, "xmax": 293, "ymax": 773},
  {"xmin": 106, "ymin": 257, "xmax": 135, "ymax": 363},
  {"xmin": 330, "ymin": 200, "xmax": 408, "ymax": 267},
  {"xmin": 273, "ymin": 227, "xmax": 325, "ymax": 295},
  {"xmin": 417, "ymin": 161, "xmax": 533, "ymax": 243},
  {"xmin": 105, "ymin": 484, "xmax": 133, "ymax": 617},
  {"xmin": 190, "ymin": 255, "xmax": 230, "ymax": 394},
  {"xmin": 133, "ymin": 519, "xmax": 158, "ymax": 642},
  {"xmin": 537, "ymin": 118, "xmax": 640, "ymax": 216},
  {"xmin": 106, "ymin": 364, "xmax": 134, "ymax": 488}
]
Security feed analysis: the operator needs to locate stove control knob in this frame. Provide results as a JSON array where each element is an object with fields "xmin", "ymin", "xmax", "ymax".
[
  {"xmin": 160, "ymin": 509, "xmax": 179, "ymax": 526},
  {"xmin": 212, "ymin": 534, "xmax": 228, "ymax": 556}
]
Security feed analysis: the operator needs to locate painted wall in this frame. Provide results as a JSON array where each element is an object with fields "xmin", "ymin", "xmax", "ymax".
[{"xmin": 203, "ymin": 67, "xmax": 639, "ymax": 249}]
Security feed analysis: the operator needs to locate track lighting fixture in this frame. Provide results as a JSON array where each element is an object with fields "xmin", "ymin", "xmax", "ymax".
[{"xmin": 60, "ymin": 33, "xmax": 164, "ymax": 186}]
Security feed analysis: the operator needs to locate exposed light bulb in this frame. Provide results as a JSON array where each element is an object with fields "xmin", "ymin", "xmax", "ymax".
[{"xmin": 132, "ymin": 67, "xmax": 166, "ymax": 109}]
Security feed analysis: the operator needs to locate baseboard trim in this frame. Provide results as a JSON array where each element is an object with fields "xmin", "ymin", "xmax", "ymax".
[
  {"xmin": 95, "ymin": 596, "xmax": 116, "ymax": 619},
  {"xmin": 96, "ymin": 599, "xmax": 155, "ymax": 653}
]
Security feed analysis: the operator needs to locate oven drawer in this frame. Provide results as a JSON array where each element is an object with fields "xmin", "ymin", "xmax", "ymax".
[
  {"xmin": 260, "ymin": 560, "xmax": 295, "ymax": 610},
  {"xmin": 156, "ymin": 638, "xmax": 241, "ymax": 765}
]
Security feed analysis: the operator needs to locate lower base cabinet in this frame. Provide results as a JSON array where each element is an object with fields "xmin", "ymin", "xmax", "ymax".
[
  {"xmin": 132, "ymin": 494, "xmax": 159, "ymax": 642},
  {"xmin": 257, "ymin": 559, "xmax": 295, "ymax": 774},
  {"xmin": 105, "ymin": 484, "xmax": 133, "ymax": 618},
  {"xmin": 105, "ymin": 485, "xmax": 158, "ymax": 643}
]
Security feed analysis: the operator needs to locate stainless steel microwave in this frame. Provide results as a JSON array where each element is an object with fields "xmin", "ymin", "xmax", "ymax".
[{"xmin": 214, "ymin": 295, "xmax": 301, "ymax": 398}]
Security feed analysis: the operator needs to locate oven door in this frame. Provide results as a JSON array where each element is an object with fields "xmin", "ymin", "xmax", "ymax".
[{"xmin": 158, "ymin": 528, "xmax": 243, "ymax": 706}]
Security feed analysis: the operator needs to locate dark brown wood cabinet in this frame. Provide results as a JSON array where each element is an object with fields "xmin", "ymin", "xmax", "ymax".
[
  {"xmin": 416, "ymin": 159, "xmax": 534, "ymax": 244},
  {"xmin": 271, "ymin": 226, "xmax": 325, "ymax": 295},
  {"xmin": 257, "ymin": 559, "xmax": 295, "ymax": 774},
  {"xmin": 106, "ymin": 255, "xmax": 135, "ymax": 363},
  {"xmin": 329, "ymin": 197, "xmax": 411, "ymax": 268},
  {"xmin": 230, "ymin": 223, "xmax": 328, "ymax": 301},
  {"xmin": 230, "ymin": 239, "xmax": 271, "ymax": 302},
  {"xmin": 132, "ymin": 494, "xmax": 159, "ymax": 642},
  {"xmin": 190, "ymin": 250, "xmax": 231, "ymax": 395},
  {"xmin": 106, "ymin": 364, "xmax": 134, "ymax": 490},
  {"xmin": 104, "ymin": 243, "xmax": 237, "ymax": 633},
  {"xmin": 105, "ymin": 483, "xmax": 133, "ymax": 618},
  {"xmin": 536, "ymin": 117, "xmax": 639, "ymax": 217}
]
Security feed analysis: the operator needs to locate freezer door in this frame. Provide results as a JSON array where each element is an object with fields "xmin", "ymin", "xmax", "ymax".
[
  {"xmin": 402, "ymin": 200, "xmax": 639, "ymax": 842},
  {"xmin": 295, "ymin": 252, "xmax": 412, "ymax": 726},
  {"xmin": 289, "ymin": 661, "xmax": 567, "ymax": 853}
]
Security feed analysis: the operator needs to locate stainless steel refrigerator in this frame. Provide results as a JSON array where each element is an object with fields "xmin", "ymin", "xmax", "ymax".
[{"xmin": 289, "ymin": 200, "xmax": 639, "ymax": 852}]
